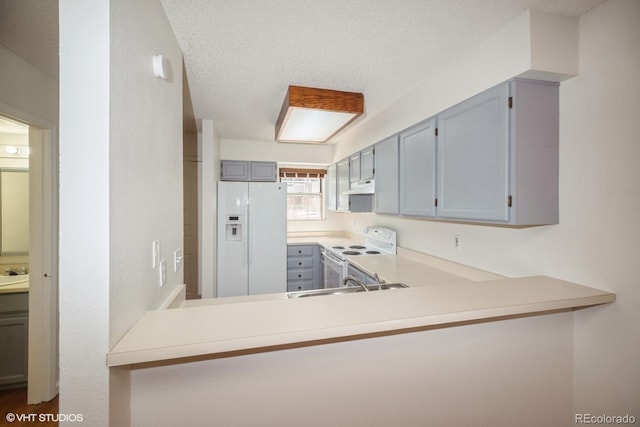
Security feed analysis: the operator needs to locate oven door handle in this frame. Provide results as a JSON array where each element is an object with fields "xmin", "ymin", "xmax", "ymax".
[{"xmin": 324, "ymin": 250, "xmax": 344, "ymax": 264}]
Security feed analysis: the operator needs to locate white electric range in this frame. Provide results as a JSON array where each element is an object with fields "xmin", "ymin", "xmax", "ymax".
[{"xmin": 323, "ymin": 226, "xmax": 397, "ymax": 288}]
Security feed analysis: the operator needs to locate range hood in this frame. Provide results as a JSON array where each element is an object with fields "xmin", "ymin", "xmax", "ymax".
[{"xmin": 342, "ymin": 180, "xmax": 375, "ymax": 195}]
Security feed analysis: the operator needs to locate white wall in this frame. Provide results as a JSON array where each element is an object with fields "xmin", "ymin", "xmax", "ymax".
[
  {"xmin": 567, "ymin": 0, "xmax": 640, "ymax": 417},
  {"xmin": 59, "ymin": 0, "xmax": 110, "ymax": 424},
  {"xmin": 335, "ymin": 0, "xmax": 639, "ymax": 418},
  {"xmin": 59, "ymin": 0, "xmax": 184, "ymax": 424},
  {"xmin": 132, "ymin": 313, "xmax": 574, "ymax": 426}
]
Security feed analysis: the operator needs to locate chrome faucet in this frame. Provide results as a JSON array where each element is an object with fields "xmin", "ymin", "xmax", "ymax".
[
  {"xmin": 342, "ymin": 275, "xmax": 369, "ymax": 292},
  {"xmin": 373, "ymin": 273, "xmax": 385, "ymax": 291}
]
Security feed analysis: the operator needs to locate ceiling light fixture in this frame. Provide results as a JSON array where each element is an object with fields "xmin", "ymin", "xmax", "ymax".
[{"xmin": 275, "ymin": 86, "xmax": 364, "ymax": 143}]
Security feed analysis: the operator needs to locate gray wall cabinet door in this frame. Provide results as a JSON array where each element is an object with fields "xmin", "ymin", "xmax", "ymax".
[
  {"xmin": 360, "ymin": 146, "xmax": 375, "ymax": 181},
  {"xmin": 336, "ymin": 157, "xmax": 350, "ymax": 211},
  {"xmin": 437, "ymin": 83, "xmax": 510, "ymax": 222},
  {"xmin": 250, "ymin": 161, "xmax": 277, "ymax": 181},
  {"xmin": 374, "ymin": 135, "xmax": 399, "ymax": 214},
  {"xmin": 349, "ymin": 152, "xmax": 361, "ymax": 183},
  {"xmin": 220, "ymin": 160, "xmax": 250, "ymax": 181},
  {"xmin": 399, "ymin": 118, "xmax": 437, "ymax": 217},
  {"xmin": 326, "ymin": 163, "xmax": 337, "ymax": 211}
]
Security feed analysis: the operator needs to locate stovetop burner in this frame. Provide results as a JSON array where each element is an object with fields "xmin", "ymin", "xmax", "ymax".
[
  {"xmin": 342, "ymin": 250, "xmax": 361, "ymax": 256},
  {"xmin": 332, "ymin": 246, "xmax": 345, "ymax": 250},
  {"xmin": 349, "ymin": 245, "xmax": 366, "ymax": 250},
  {"xmin": 365, "ymin": 250, "xmax": 381, "ymax": 254}
]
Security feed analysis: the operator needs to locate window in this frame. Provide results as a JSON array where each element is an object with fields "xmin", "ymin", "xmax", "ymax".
[{"xmin": 280, "ymin": 168, "xmax": 326, "ymax": 220}]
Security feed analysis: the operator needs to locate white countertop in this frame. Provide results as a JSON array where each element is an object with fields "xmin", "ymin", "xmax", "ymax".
[
  {"xmin": 0, "ymin": 275, "xmax": 29, "ymax": 294},
  {"xmin": 107, "ymin": 239, "xmax": 615, "ymax": 368}
]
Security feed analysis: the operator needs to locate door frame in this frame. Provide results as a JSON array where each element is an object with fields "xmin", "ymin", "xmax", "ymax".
[{"xmin": 0, "ymin": 102, "xmax": 59, "ymax": 404}]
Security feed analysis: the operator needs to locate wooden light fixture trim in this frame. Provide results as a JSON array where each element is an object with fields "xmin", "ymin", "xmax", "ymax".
[{"xmin": 275, "ymin": 85, "xmax": 364, "ymax": 143}]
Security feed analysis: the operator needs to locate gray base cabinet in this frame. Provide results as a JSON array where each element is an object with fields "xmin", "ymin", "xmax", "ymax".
[
  {"xmin": 287, "ymin": 245, "xmax": 321, "ymax": 291},
  {"xmin": 0, "ymin": 292, "xmax": 28, "ymax": 389}
]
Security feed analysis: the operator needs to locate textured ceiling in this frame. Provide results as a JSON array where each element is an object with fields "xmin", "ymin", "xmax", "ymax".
[
  {"xmin": 160, "ymin": 0, "xmax": 604, "ymax": 142},
  {"xmin": 0, "ymin": 1, "xmax": 604, "ymax": 143},
  {"xmin": 0, "ymin": 0, "xmax": 58, "ymax": 79}
]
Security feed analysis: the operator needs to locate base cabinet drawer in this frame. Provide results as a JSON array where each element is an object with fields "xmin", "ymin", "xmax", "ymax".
[
  {"xmin": 287, "ymin": 269, "xmax": 313, "ymax": 281},
  {"xmin": 287, "ymin": 244, "xmax": 322, "ymax": 289},
  {"xmin": 287, "ymin": 258, "xmax": 313, "ymax": 269},
  {"xmin": 287, "ymin": 246, "xmax": 314, "ymax": 257},
  {"xmin": 287, "ymin": 281, "xmax": 314, "ymax": 292}
]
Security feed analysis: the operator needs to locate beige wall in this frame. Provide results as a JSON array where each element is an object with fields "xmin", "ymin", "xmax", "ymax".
[
  {"xmin": 334, "ymin": 0, "xmax": 639, "ymax": 418},
  {"xmin": 108, "ymin": 0, "xmax": 184, "ymax": 346},
  {"xmin": 59, "ymin": 0, "xmax": 184, "ymax": 424}
]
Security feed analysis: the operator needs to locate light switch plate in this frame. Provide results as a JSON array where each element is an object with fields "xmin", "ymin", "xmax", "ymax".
[
  {"xmin": 174, "ymin": 249, "xmax": 183, "ymax": 272},
  {"xmin": 152, "ymin": 240, "xmax": 161, "ymax": 268},
  {"xmin": 159, "ymin": 259, "xmax": 167, "ymax": 287}
]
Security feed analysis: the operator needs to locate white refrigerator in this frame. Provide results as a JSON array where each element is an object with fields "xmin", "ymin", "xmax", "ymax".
[{"xmin": 217, "ymin": 181, "xmax": 287, "ymax": 297}]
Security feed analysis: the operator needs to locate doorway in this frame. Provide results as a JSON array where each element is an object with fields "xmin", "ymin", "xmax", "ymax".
[{"xmin": 0, "ymin": 112, "xmax": 58, "ymax": 404}]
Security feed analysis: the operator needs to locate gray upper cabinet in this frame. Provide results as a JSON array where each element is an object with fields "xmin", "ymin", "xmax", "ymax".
[
  {"xmin": 437, "ymin": 79, "xmax": 559, "ymax": 225},
  {"xmin": 360, "ymin": 146, "xmax": 375, "ymax": 181},
  {"xmin": 399, "ymin": 118, "xmax": 437, "ymax": 217},
  {"xmin": 349, "ymin": 152, "xmax": 361, "ymax": 183},
  {"xmin": 250, "ymin": 161, "xmax": 278, "ymax": 181},
  {"xmin": 221, "ymin": 160, "xmax": 277, "ymax": 182},
  {"xmin": 336, "ymin": 157, "xmax": 350, "ymax": 211},
  {"xmin": 374, "ymin": 135, "xmax": 399, "ymax": 214},
  {"xmin": 326, "ymin": 163, "xmax": 337, "ymax": 211},
  {"xmin": 328, "ymin": 157, "xmax": 373, "ymax": 213},
  {"xmin": 437, "ymin": 83, "xmax": 510, "ymax": 222},
  {"xmin": 220, "ymin": 160, "xmax": 249, "ymax": 181},
  {"xmin": 349, "ymin": 147, "xmax": 374, "ymax": 183},
  {"xmin": 326, "ymin": 78, "xmax": 558, "ymax": 225}
]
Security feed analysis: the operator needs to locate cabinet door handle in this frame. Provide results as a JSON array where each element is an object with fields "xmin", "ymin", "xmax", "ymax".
[
  {"xmin": 298, "ymin": 274, "xmax": 302, "ymax": 278},
  {"xmin": 298, "ymin": 262, "xmax": 302, "ymax": 266}
]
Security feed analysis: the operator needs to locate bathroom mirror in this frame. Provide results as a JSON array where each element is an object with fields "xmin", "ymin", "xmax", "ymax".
[{"xmin": 0, "ymin": 169, "xmax": 29, "ymax": 255}]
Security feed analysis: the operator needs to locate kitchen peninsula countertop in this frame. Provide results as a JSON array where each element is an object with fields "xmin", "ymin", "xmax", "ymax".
[{"xmin": 107, "ymin": 238, "xmax": 615, "ymax": 368}]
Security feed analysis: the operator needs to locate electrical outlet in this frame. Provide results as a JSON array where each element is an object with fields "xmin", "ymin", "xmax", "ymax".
[
  {"xmin": 152, "ymin": 240, "xmax": 161, "ymax": 268},
  {"xmin": 454, "ymin": 235, "xmax": 462, "ymax": 251},
  {"xmin": 159, "ymin": 259, "xmax": 167, "ymax": 287}
]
